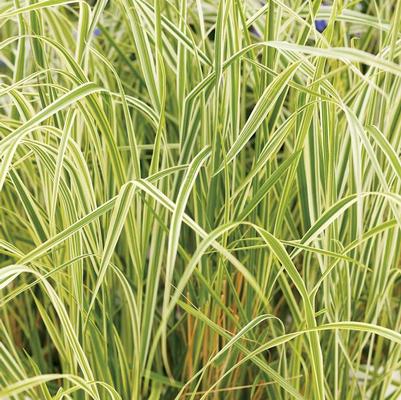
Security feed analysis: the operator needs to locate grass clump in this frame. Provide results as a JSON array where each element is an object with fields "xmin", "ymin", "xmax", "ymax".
[{"xmin": 1, "ymin": 0, "xmax": 401, "ymax": 399}]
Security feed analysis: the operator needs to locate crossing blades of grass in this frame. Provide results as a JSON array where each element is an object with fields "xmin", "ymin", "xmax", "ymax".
[{"xmin": 1, "ymin": 1, "xmax": 401, "ymax": 399}]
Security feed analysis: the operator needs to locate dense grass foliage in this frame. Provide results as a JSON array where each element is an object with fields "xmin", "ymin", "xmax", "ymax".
[{"xmin": 1, "ymin": 0, "xmax": 401, "ymax": 399}]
